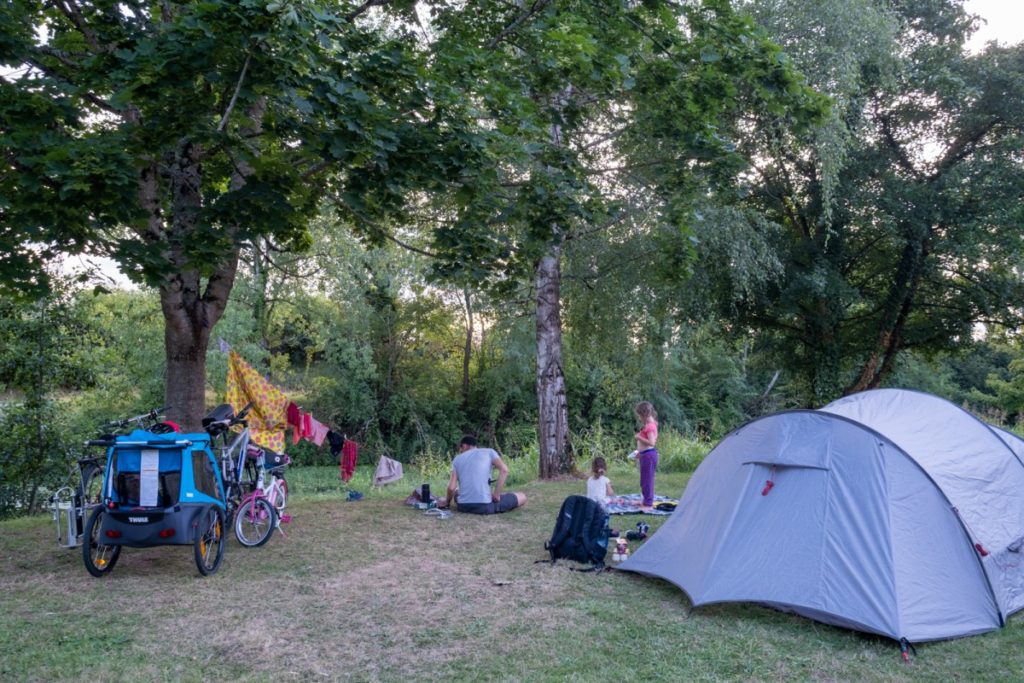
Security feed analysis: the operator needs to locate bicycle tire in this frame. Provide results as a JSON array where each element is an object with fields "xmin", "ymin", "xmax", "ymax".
[
  {"xmin": 194, "ymin": 507, "xmax": 225, "ymax": 576},
  {"xmin": 82, "ymin": 506, "xmax": 121, "ymax": 577},
  {"xmin": 75, "ymin": 463, "xmax": 104, "ymax": 537},
  {"xmin": 233, "ymin": 497, "xmax": 276, "ymax": 547}
]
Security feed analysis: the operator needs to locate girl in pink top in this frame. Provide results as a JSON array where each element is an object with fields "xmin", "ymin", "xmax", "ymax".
[{"xmin": 634, "ymin": 401, "xmax": 659, "ymax": 511}]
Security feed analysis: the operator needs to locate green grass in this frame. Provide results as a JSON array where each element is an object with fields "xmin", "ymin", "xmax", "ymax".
[{"xmin": 2, "ymin": 463, "xmax": 1023, "ymax": 681}]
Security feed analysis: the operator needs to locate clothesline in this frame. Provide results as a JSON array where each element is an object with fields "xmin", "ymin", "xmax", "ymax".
[{"xmin": 219, "ymin": 340, "xmax": 346, "ymax": 455}]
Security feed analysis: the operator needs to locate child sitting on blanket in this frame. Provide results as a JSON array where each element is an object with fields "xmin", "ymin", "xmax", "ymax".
[{"xmin": 586, "ymin": 457, "xmax": 614, "ymax": 508}]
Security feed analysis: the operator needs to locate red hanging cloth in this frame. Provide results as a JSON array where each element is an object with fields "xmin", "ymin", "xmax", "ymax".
[{"xmin": 340, "ymin": 439, "xmax": 359, "ymax": 482}]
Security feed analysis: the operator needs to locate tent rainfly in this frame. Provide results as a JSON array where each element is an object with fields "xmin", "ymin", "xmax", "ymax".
[{"xmin": 619, "ymin": 388, "xmax": 1024, "ymax": 642}]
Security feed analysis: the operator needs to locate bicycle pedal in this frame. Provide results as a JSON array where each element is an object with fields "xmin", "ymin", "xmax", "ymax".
[{"xmin": 279, "ymin": 514, "xmax": 292, "ymax": 523}]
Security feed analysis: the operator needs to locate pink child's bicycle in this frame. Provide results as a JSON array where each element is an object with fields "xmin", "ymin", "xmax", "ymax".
[
  {"xmin": 249, "ymin": 446, "xmax": 290, "ymax": 533},
  {"xmin": 204, "ymin": 403, "xmax": 279, "ymax": 547}
]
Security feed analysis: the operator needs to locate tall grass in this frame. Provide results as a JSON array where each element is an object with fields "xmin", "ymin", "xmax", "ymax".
[
  {"xmin": 355, "ymin": 421, "xmax": 713, "ymax": 499},
  {"xmin": 657, "ymin": 429, "xmax": 713, "ymax": 472},
  {"xmin": 570, "ymin": 421, "xmax": 712, "ymax": 474}
]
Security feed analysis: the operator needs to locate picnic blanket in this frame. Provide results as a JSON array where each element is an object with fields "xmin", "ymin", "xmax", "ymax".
[{"xmin": 605, "ymin": 494, "xmax": 677, "ymax": 516}]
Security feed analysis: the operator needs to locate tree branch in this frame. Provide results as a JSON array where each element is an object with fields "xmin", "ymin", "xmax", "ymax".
[
  {"xmin": 362, "ymin": 222, "xmax": 439, "ymax": 258},
  {"xmin": 217, "ymin": 53, "xmax": 252, "ymax": 133},
  {"xmin": 54, "ymin": 0, "xmax": 105, "ymax": 53},
  {"xmin": 24, "ymin": 55, "xmax": 123, "ymax": 117},
  {"xmin": 486, "ymin": 0, "xmax": 551, "ymax": 50},
  {"xmin": 931, "ymin": 117, "xmax": 1002, "ymax": 181},
  {"xmin": 345, "ymin": 0, "xmax": 391, "ymax": 23},
  {"xmin": 877, "ymin": 110, "xmax": 921, "ymax": 179}
]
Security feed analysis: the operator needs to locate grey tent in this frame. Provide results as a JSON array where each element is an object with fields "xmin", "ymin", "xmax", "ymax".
[{"xmin": 619, "ymin": 388, "xmax": 1024, "ymax": 642}]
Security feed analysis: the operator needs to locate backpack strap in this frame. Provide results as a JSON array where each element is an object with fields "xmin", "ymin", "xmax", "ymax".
[
  {"xmin": 578, "ymin": 499, "xmax": 610, "ymax": 565},
  {"xmin": 569, "ymin": 560, "xmax": 607, "ymax": 573}
]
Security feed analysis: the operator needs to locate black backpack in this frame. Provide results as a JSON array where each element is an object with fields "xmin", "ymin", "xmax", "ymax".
[{"xmin": 543, "ymin": 495, "xmax": 610, "ymax": 570}]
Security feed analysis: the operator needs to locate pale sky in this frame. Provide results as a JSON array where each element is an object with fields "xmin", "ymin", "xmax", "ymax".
[{"xmin": 965, "ymin": 0, "xmax": 1024, "ymax": 52}]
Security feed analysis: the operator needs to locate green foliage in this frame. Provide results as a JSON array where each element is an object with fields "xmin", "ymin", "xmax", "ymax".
[
  {"xmin": 410, "ymin": 443, "xmax": 453, "ymax": 482},
  {"xmin": 657, "ymin": 430, "xmax": 714, "ymax": 474},
  {"xmin": 970, "ymin": 357, "xmax": 1024, "ymax": 425},
  {"xmin": 0, "ymin": 400, "xmax": 74, "ymax": 518},
  {"xmin": 732, "ymin": 0, "xmax": 1024, "ymax": 401},
  {"xmin": 0, "ymin": 277, "xmax": 96, "ymax": 516}
]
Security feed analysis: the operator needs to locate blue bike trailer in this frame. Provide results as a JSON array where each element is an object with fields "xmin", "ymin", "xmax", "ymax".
[{"xmin": 99, "ymin": 430, "xmax": 226, "ymax": 547}]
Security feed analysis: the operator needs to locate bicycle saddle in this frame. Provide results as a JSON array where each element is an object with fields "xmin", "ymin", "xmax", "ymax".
[{"xmin": 202, "ymin": 404, "xmax": 235, "ymax": 428}]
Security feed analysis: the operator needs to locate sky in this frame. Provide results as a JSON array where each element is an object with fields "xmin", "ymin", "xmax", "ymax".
[{"xmin": 965, "ymin": 0, "xmax": 1024, "ymax": 52}]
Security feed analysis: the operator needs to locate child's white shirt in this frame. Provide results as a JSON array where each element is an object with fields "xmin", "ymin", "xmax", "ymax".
[{"xmin": 587, "ymin": 475, "xmax": 611, "ymax": 506}]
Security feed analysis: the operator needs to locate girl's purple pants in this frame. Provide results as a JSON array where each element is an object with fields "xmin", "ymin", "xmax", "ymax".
[{"xmin": 639, "ymin": 449, "xmax": 658, "ymax": 506}]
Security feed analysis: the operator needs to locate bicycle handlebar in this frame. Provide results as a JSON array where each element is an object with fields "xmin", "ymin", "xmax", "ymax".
[
  {"xmin": 235, "ymin": 402, "xmax": 254, "ymax": 424},
  {"xmin": 106, "ymin": 406, "xmax": 171, "ymax": 429}
]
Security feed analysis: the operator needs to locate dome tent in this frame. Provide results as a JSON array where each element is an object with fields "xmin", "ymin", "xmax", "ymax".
[{"xmin": 619, "ymin": 388, "xmax": 1024, "ymax": 642}]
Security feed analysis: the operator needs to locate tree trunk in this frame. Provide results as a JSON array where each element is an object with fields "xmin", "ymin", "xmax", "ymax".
[
  {"xmin": 154, "ymin": 100, "xmax": 263, "ymax": 429},
  {"xmin": 160, "ymin": 260, "xmax": 238, "ymax": 430},
  {"xmin": 158, "ymin": 138, "xmax": 240, "ymax": 430},
  {"xmin": 461, "ymin": 287, "xmax": 473, "ymax": 407},
  {"xmin": 844, "ymin": 226, "xmax": 929, "ymax": 395},
  {"xmin": 163, "ymin": 308, "xmax": 210, "ymax": 431},
  {"xmin": 536, "ymin": 243, "xmax": 573, "ymax": 478}
]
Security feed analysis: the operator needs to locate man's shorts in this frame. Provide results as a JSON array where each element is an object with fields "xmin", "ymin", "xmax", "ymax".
[{"xmin": 457, "ymin": 493, "xmax": 520, "ymax": 515}]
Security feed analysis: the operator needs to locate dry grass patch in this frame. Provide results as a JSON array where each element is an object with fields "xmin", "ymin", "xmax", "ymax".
[{"xmin": 3, "ymin": 466, "xmax": 1024, "ymax": 681}]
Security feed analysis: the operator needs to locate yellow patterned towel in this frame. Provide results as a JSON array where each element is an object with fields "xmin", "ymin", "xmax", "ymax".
[{"xmin": 225, "ymin": 350, "xmax": 288, "ymax": 452}]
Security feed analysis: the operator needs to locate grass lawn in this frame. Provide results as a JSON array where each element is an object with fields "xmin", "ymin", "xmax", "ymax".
[{"xmin": 1, "ymin": 463, "xmax": 1022, "ymax": 682}]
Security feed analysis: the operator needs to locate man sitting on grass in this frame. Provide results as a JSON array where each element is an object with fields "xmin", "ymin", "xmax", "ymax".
[{"xmin": 439, "ymin": 436, "xmax": 526, "ymax": 514}]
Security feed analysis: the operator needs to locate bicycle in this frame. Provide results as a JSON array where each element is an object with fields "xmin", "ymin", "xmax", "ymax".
[
  {"xmin": 50, "ymin": 406, "xmax": 174, "ymax": 551},
  {"xmin": 254, "ymin": 448, "xmax": 291, "ymax": 531},
  {"xmin": 202, "ymin": 402, "xmax": 278, "ymax": 547}
]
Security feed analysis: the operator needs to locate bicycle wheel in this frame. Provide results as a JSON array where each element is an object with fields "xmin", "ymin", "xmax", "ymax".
[
  {"xmin": 194, "ymin": 506, "xmax": 225, "ymax": 576},
  {"xmin": 233, "ymin": 497, "xmax": 276, "ymax": 547},
  {"xmin": 75, "ymin": 463, "xmax": 104, "ymax": 537},
  {"xmin": 80, "ymin": 464, "xmax": 105, "ymax": 504},
  {"xmin": 82, "ymin": 506, "xmax": 121, "ymax": 577}
]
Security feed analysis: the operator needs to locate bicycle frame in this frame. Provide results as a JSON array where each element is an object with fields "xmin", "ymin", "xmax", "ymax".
[
  {"xmin": 217, "ymin": 426, "xmax": 252, "ymax": 497},
  {"xmin": 50, "ymin": 457, "xmax": 103, "ymax": 548},
  {"xmin": 242, "ymin": 452, "xmax": 289, "ymax": 531}
]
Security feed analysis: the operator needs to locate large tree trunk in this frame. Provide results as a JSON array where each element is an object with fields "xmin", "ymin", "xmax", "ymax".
[
  {"xmin": 154, "ymin": 101, "xmax": 263, "ymax": 429},
  {"xmin": 160, "ymin": 259, "xmax": 239, "ymax": 430},
  {"xmin": 534, "ymin": 86, "xmax": 575, "ymax": 478},
  {"xmin": 158, "ymin": 138, "xmax": 241, "ymax": 430},
  {"xmin": 536, "ymin": 243, "xmax": 572, "ymax": 478}
]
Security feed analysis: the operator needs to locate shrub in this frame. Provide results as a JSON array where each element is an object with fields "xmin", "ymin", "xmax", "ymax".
[{"xmin": 656, "ymin": 429, "xmax": 712, "ymax": 473}]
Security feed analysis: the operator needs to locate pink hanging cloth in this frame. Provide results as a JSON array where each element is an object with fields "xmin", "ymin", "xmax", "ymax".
[{"xmin": 308, "ymin": 416, "xmax": 330, "ymax": 447}]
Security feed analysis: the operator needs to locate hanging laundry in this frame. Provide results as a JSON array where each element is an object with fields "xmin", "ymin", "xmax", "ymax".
[
  {"xmin": 287, "ymin": 402, "xmax": 303, "ymax": 445},
  {"xmin": 308, "ymin": 416, "xmax": 330, "ymax": 447},
  {"xmin": 302, "ymin": 412, "xmax": 313, "ymax": 440},
  {"xmin": 225, "ymin": 350, "xmax": 289, "ymax": 452},
  {"xmin": 341, "ymin": 439, "xmax": 359, "ymax": 482},
  {"xmin": 327, "ymin": 430, "xmax": 344, "ymax": 457},
  {"xmin": 372, "ymin": 454, "xmax": 402, "ymax": 486}
]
